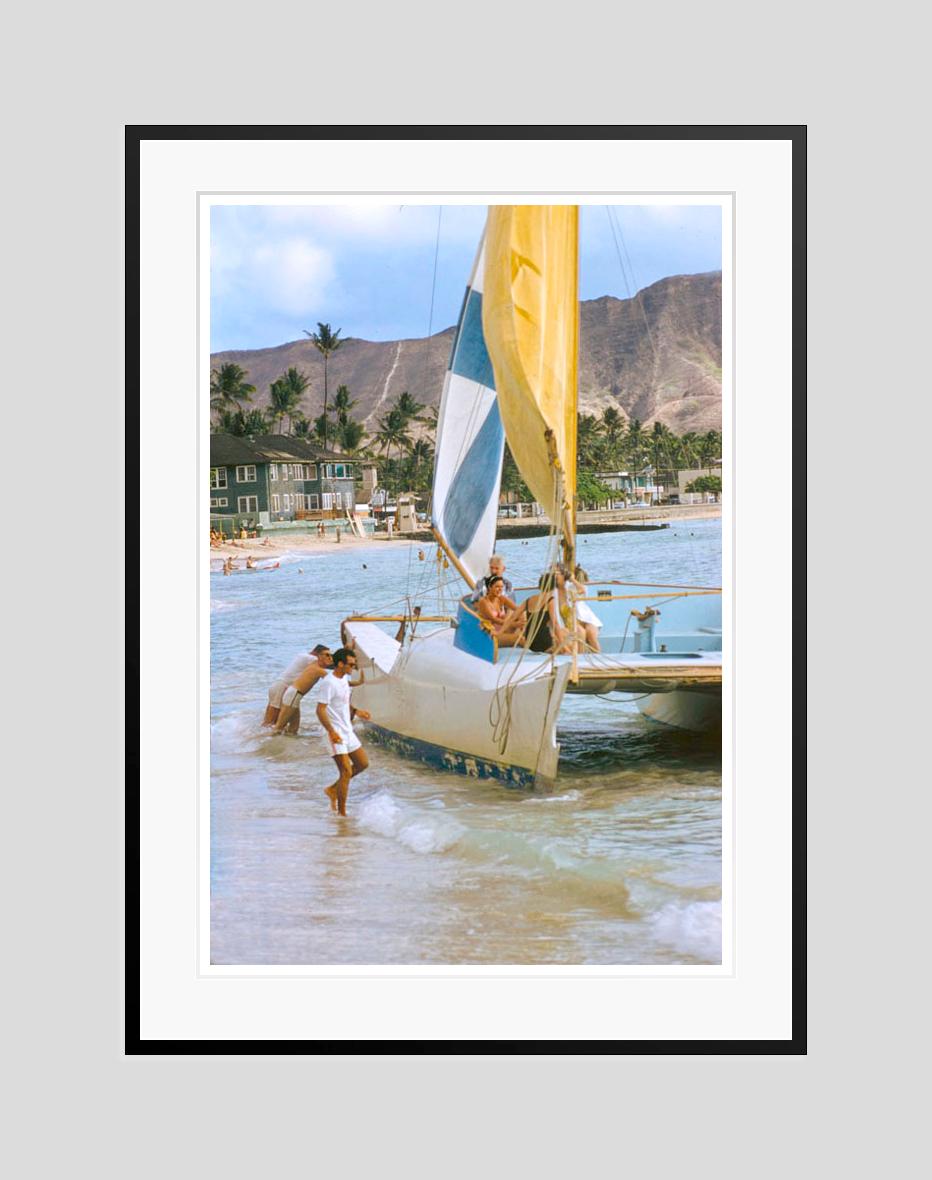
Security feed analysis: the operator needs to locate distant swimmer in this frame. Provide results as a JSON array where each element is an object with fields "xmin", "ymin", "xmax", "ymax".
[
  {"xmin": 273, "ymin": 645, "xmax": 336, "ymax": 734},
  {"xmin": 418, "ymin": 550, "xmax": 425, "ymax": 561},
  {"xmin": 317, "ymin": 647, "xmax": 371, "ymax": 816},
  {"xmin": 362, "ymin": 563, "xmax": 367, "ymax": 569},
  {"xmin": 263, "ymin": 644, "xmax": 331, "ymax": 730},
  {"xmin": 246, "ymin": 556, "xmax": 256, "ymax": 569}
]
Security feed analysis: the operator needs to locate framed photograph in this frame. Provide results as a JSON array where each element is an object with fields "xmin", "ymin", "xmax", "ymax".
[{"xmin": 128, "ymin": 125, "xmax": 803, "ymax": 1051}]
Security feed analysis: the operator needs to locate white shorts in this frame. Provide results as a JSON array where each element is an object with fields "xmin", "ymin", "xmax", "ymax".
[
  {"xmin": 268, "ymin": 680, "xmax": 288, "ymax": 708},
  {"xmin": 281, "ymin": 685, "xmax": 304, "ymax": 709},
  {"xmin": 330, "ymin": 731, "xmax": 361, "ymax": 757}
]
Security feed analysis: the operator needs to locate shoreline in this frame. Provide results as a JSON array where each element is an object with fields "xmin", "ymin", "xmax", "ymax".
[
  {"xmin": 209, "ymin": 530, "xmax": 419, "ymax": 562},
  {"xmin": 208, "ymin": 504, "xmax": 721, "ymax": 563}
]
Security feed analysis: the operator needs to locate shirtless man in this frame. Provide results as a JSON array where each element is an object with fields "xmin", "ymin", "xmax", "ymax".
[
  {"xmin": 317, "ymin": 647, "xmax": 371, "ymax": 816},
  {"xmin": 273, "ymin": 645, "xmax": 335, "ymax": 734},
  {"xmin": 263, "ymin": 644, "xmax": 331, "ymax": 730}
]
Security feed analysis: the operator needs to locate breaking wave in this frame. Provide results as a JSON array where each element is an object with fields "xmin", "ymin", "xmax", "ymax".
[
  {"xmin": 649, "ymin": 900, "xmax": 721, "ymax": 962},
  {"xmin": 356, "ymin": 791, "xmax": 465, "ymax": 854}
]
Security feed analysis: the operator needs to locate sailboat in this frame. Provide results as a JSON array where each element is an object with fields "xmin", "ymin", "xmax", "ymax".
[{"xmin": 343, "ymin": 206, "xmax": 722, "ymax": 785}]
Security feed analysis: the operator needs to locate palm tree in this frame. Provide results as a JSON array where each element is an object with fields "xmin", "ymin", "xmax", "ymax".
[
  {"xmin": 215, "ymin": 407, "xmax": 269, "ymax": 437},
  {"xmin": 395, "ymin": 390, "xmax": 426, "ymax": 423},
  {"xmin": 332, "ymin": 384, "xmax": 358, "ymax": 426},
  {"xmin": 337, "ymin": 418, "xmax": 368, "ymax": 453},
  {"xmin": 577, "ymin": 413, "xmax": 605, "ymax": 468},
  {"xmin": 303, "ymin": 322, "xmax": 343, "ymax": 450},
  {"xmin": 678, "ymin": 431, "xmax": 701, "ymax": 469},
  {"xmin": 408, "ymin": 437, "xmax": 434, "ymax": 475},
  {"xmin": 699, "ymin": 430, "xmax": 722, "ymax": 473},
  {"xmin": 210, "ymin": 363, "xmax": 255, "ymax": 421},
  {"xmin": 650, "ymin": 421, "xmax": 677, "ymax": 483},
  {"xmin": 281, "ymin": 367, "xmax": 311, "ymax": 431},
  {"xmin": 311, "ymin": 412, "xmax": 331, "ymax": 448},
  {"xmin": 423, "ymin": 403, "xmax": 440, "ymax": 434},
  {"xmin": 373, "ymin": 407, "xmax": 414, "ymax": 462},
  {"xmin": 241, "ymin": 409, "xmax": 270, "ymax": 437},
  {"xmin": 600, "ymin": 406, "xmax": 624, "ymax": 465},
  {"xmin": 268, "ymin": 379, "xmax": 293, "ymax": 434}
]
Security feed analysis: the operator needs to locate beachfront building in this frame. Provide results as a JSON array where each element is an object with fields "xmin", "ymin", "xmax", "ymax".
[
  {"xmin": 676, "ymin": 462, "xmax": 723, "ymax": 504},
  {"xmin": 593, "ymin": 470, "xmax": 659, "ymax": 506},
  {"xmin": 209, "ymin": 434, "xmax": 358, "ymax": 530}
]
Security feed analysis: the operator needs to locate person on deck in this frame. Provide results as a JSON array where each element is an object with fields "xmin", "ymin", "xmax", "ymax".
[
  {"xmin": 468, "ymin": 554, "xmax": 514, "ymax": 604},
  {"xmin": 476, "ymin": 575, "xmax": 523, "ymax": 647},
  {"xmin": 567, "ymin": 564, "xmax": 602, "ymax": 652},
  {"xmin": 317, "ymin": 647, "xmax": 371, "ymax": 816},
  {"xmin": 502, "ymin": 569, "xmax": 576, "ymax": 655},
  {"xmin": 263, "ymin": 644, "xmax": 331, "ymax": 730}
]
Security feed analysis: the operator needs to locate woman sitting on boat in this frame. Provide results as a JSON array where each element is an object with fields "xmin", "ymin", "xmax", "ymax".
[
  {"xmin": 502, "ymin": 569, "xmax": 576, "ymax": 655},
  {"xmin": 558, "ymin": 563, "xmax": 602, "ymax": 652},
  {"xmin": 476, "ymin": 576, "xmax": 523, "ymax": 647}
]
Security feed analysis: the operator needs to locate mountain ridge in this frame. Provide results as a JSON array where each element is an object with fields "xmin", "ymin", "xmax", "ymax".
[{"xmin": 211, "ymin": 271, "xmax": 722, "ymax": 435}]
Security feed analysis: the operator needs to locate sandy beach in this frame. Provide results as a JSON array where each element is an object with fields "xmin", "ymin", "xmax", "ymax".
[
  {"xmin": 209, "ymin": 504, "xmax": 721, "ymax": 564},
  {"xmin": 209, "ymin": 529, "xmax": 416, "ymax": 563}
]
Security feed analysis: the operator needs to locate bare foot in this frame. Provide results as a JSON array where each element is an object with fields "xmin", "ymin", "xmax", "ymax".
[{"xmin": 324, "ymin": 786, "xmax": 338, "ymax": 811}]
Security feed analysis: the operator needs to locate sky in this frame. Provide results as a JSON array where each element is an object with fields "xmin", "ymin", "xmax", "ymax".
[{"xmin": 210, "ymin": 204, "xmax": 722, "ymax": 353}]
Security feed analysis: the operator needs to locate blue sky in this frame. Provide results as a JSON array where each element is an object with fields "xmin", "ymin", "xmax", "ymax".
[{"xmin": 211, "ymin": 204, "xmax": 722, "ymax": 352}]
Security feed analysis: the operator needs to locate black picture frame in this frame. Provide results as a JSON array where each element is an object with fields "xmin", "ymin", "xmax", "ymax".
[{"xmin": 126, "ymin": 124, "xmax": 805, "ymax": 1055}]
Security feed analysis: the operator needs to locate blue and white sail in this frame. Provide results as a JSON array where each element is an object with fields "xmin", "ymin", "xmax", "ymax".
[{"xmin": 430, "ymin": 232, "xmax": 505, "ymax": 587}]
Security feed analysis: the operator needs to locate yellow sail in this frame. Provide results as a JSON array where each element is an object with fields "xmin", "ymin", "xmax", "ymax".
[{"xmin": 481, "ymin": 205, "xmax": 579, "ymax": 560}]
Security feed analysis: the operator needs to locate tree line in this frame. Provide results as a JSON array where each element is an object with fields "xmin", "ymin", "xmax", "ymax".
[{"xmin": 211, "ymin": 322, "xmax": 722, "ymax": 501}]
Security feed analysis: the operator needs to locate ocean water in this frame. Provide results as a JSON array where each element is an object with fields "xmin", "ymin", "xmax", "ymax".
[{"xmin": 210, "ymin": 520, "xmax": 722, "ymax": 965}]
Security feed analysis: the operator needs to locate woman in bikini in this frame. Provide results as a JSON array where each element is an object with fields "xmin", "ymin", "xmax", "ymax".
[{"xmin": 476, "ymin": 576, "xmax": 523, "ymax": 647}]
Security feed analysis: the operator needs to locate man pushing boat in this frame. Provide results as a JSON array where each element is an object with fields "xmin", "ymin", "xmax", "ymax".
[
  {"xmin": 265, "ymin": 643, "xmax": 333, "ymax": 732},
  {"xmin": 316, "ymin": 647, "xmax": 371, "ymax": 816}
]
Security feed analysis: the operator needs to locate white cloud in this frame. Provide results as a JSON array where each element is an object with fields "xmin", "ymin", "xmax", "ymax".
[{"xmin": 251, "ymin": 237, "xmax": 335, "ymax": 314}]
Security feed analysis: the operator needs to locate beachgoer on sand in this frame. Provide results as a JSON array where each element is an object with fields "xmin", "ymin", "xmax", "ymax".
[{"xmin": 317, "ymin": 647, "xmax": 371, "ymax": 816}]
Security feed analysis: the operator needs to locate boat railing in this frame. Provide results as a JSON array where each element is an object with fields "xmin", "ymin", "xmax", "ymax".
[{"xmin": 511, "ymin": 580, "xmax": 722, "ymax": 599}]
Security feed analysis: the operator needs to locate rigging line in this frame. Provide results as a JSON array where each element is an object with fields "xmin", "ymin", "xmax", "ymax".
[
  {"xmin": 606, "ymin": 206, "xmax": 657, "ymax": 364},
  {"xmin": 605, "ymin": 204, "xmax": 633, "ymax": 298},
  {"xmin": 426, "ymin": 206, "xmax": 443, "ymax": 341}
]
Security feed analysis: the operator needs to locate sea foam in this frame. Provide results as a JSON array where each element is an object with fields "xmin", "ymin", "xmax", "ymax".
[
  {"xmin": 649, "ymin": 900, "xmax": 722, "ymax": 962},
  {"xmin": 356, "ymin": 791, "xmax": 464, "ymax": 854}
]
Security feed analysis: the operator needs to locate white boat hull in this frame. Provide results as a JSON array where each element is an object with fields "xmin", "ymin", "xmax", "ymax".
[
  {"xmin": 345, "ymin": 622, "xmax": 571, "ymax": 785},
  {"xmin": 637, "ymin": 687, "xmax": 722, "ymax": 731}
]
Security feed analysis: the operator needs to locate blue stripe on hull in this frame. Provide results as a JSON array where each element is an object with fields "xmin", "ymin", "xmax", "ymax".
[{"xmin": 362, "ymin": 722, "xmax": 539, "ymax": 788}]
